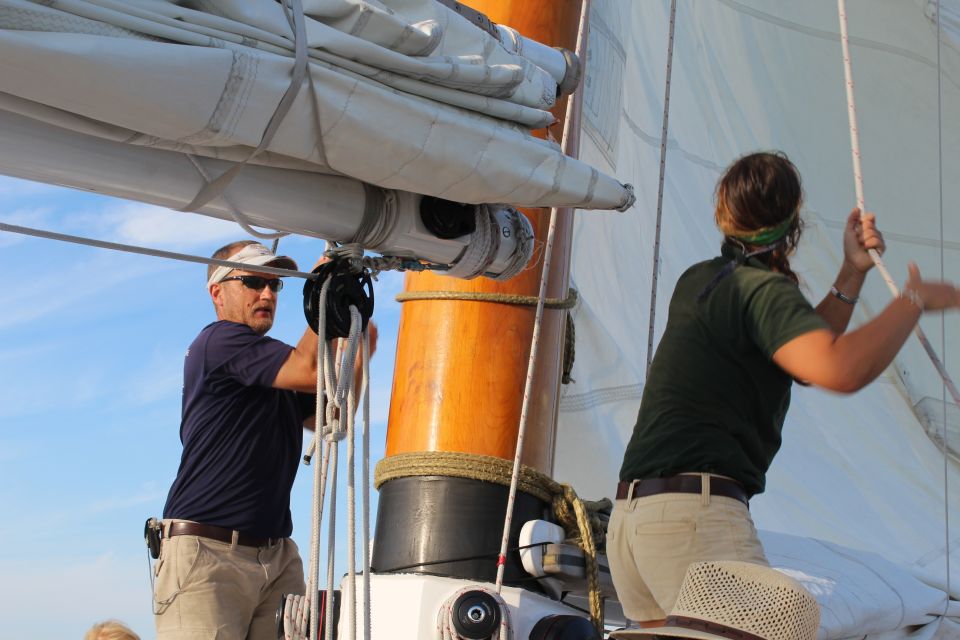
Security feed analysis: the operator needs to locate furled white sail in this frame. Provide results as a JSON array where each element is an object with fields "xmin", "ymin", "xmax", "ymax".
[
  {"xmin": 555, "ymin": 0, "xmax": 959, "ymax": 636},
  {"xmin": 0, "ymin": 0, "xmax": 632, "ymax": 212}
]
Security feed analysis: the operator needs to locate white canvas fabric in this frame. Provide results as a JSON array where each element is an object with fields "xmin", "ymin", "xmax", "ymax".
[
  {"xmin": 0, "ymin": 0, "xmax": 632, "ymax": 211},
  {"xmin": 554, "ymin": 1, "xmax": 960, "ymax": 638}
]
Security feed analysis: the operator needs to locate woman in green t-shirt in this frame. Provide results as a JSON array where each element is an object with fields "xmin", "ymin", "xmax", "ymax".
[{"xmin": 607, "ymin": 151, "xmax": 960, "ymax": 625}]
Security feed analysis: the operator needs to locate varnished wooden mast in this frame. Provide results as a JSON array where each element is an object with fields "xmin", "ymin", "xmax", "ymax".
[{"xmin": 386, "ymin": 1, "xmax": 583, "ymax": 474}]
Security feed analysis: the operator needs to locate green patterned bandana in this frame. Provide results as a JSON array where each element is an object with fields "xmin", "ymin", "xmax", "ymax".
[{"xmin": 729, "ymin": 210, "xmax": 798, "ymax": 246}]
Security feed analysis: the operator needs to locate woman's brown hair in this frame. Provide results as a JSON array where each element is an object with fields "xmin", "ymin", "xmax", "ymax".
[{"xmin": 715, "ymin": 151, "xmax": 803, "ymax": 284}]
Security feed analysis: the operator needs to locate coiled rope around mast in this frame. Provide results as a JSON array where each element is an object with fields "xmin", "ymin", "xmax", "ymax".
[{"xmin": 374, "ymin": 451, "xmax": 605, "ymax": 628}]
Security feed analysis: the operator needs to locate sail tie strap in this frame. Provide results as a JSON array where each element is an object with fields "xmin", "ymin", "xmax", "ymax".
[{"xmin": 178, "ymin": 0, "xmax": 311, "ymax": 216}]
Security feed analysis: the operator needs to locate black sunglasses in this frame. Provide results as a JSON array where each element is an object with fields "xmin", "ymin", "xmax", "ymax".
[{"xmin": 220, "ymin": 275, "xmax": 284, "ymax": 292}]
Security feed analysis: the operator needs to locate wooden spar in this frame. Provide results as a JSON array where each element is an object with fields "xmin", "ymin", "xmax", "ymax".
[{"xmin": 385, "ymin": 1, "xmax": 584, "ymax": 474}]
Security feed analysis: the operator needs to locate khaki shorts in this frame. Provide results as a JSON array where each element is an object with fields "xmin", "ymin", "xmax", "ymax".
[
  {"xmin": 607, "ymin": 475, "xmax": 768, "ymax": 622},
  {"xmin": 154, "ymin": 521, "xmax": 305, "ymax": 640}
]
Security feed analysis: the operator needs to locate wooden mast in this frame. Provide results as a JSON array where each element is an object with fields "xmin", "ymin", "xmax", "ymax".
[{"xmin": 385, "ymin": 1, "xmax": 584, "ymax": 475}]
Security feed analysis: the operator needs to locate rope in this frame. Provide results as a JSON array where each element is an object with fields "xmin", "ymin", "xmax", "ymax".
[
  {"xmin": 437, "ymin": 586, "xmax": 513, "ymax": 640},
  {"xmin": 285, "ymin": 261, "xmax": 369, "ymax": 640},
  {"xmin": 0, "ymin": 222, "xmax": 316, "ymax": 279},
  {"xmin": 185, "ymin": 154, "xmax": 288, "ymax": 240},
  {"xmin": 395, "ymin": 289, "xmax": 578, "ymax": 309},
  {"xmin": 396, "ymin": 289, "xmax": 579, "ymax": 384},
  {"xmin": 375, "ymin": 451, "xmax": 604, "ymax": 631},
  {"xmin": 361, "ymin": 330, "xmax": 372, "ymax": 640},
  {"xmin": 838, "ymin": 0, "xmax": 954, "ymax": 608},
  {"xmin": 646, "ymin": 0, "xmax": 679, "ymax": 377},
  {"xmin": 307, "ymin": 275, "xmax": 334, "ymax": 640},
  {"xmin": 446, "ymin": 204, "xmax": 497, "ymax": 280},
  {"xmin": 493, "ymin": 0, "xmax": 598, "ymax": 629},
  {"xmin": 323, "ymin": 243, "xmax": 435, "ymax": 278},
  {"xmin": 836, "ymin": 0, "xmax": 960, "ymax": 407}
]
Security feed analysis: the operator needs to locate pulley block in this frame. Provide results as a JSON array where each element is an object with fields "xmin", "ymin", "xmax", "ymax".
[{"xmin": 302, "ymin": 258, "xmax": 374, "ymax": 340}]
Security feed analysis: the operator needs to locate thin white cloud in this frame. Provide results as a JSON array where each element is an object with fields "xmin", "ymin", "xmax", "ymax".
[
  {"xmin": 0, "ymin": 341, "xmax": 59, "ymax": 363},
  {"xmin": 0, "ymin": 176, "xmax": 62, "ymax": 197},
  {"xmin": 1, "ymin": 251, "xmax": 175, "ymax": 331},
  {"xmin": 0, "ymin": 206, "xmax": 56, "ymax": 247},
  {"xmin": 95, "ymin": 201, "xmax": 256, "ymax": 249},
  {"xmin": 117, "ymin": 345, "xmax": 186, "ymax": 408},
  {"xmin": 0, "ymin": 345, "xmax": 184, "ymax": 420},
  {"xmin": 86, "ymin": 482, "xmax": 167, "ymax": 515}
]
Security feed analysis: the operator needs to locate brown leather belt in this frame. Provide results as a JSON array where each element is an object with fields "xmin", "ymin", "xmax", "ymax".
[
  {"xmin": 165, "ymin": 521, "xmax": 280, "ymax": 548},
  {"xmin": 616, "ymin": 475, "xmax": 749, "ymax": 506}
]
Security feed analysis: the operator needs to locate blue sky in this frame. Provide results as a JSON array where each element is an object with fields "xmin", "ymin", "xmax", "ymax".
[{"xmin": 0, "ymin": 176, "xmax": 403, "ymax": 639}]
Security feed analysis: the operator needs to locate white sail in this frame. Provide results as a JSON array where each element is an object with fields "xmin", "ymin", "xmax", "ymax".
[
  {"xmin": 2, "ymin": 1, "xmax": 958, "ymax": 638},
  {"xmin": 556, "ymin": 0, "xmax": 959, "ymax": 635}
]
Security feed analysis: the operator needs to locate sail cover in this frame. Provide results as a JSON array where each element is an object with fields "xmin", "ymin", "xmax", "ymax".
[
  {"xmin": 555, "ymin": 0, "xmax": 960, "ymax": 636},
  {"xmin": 0, "ymin": 0, "xmax": 633, "ymax": 211}
]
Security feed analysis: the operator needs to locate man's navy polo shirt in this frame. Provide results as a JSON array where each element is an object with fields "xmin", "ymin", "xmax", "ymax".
[{"xmin": 163, "ymin": 320, "xmax": 312, "ymax": 538}]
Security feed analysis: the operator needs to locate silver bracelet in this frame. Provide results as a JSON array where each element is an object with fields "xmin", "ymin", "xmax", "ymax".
[
  {"xmin": 830, "ymin": 285, "xmax": 858, "ymax": 305},
  {"xmin": 900, "ymin": 287, "xmax": 925, "ymax": 311}
]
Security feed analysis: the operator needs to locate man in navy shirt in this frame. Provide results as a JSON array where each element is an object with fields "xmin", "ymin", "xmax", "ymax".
[{"xmin": 155, "ymin": 240, "xmax": 327, "ymax": 639}]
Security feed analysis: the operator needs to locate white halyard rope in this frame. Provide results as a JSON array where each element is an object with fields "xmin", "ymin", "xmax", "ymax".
[
  {"xmin": 645, "ymin": 0, "xmax": 679, "ymax": 377},
  {"xmin": 836, "ymin": 0, "xmax": 960, "ymax": 407},
  {"xmin": 494, "ymin": 0, "xmax": 591, "ymax": 595},
  {"xmin": 284, "ymin": 262, "xmax": 369, "ymax": 640},
  {"xmin": 838, "ymin": 0, "xmax": 953, "ymax": 609},
  {"xmin": 361, "ymin": 329, "xmax": 372, "ymax": 640}
]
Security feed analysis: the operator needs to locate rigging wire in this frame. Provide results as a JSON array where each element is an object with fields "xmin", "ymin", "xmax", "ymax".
[
  {"xmin": 646, "ymin": 0, "xmax": 679, "ymax": 377},
  {"xmin": 0, "ymin": 221, "xmax": 316, "ymax": 279},
  {"xmin": 935, "ymin": 0, "xmax": 952, "ymax": 606}
]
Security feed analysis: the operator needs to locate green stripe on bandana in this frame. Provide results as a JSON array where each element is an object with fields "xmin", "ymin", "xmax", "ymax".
[{"xmin": 730, "ymin": 210, "xmax": 798, "ymax": 246}]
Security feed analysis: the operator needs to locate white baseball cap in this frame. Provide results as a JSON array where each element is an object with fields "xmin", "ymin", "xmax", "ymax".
[{"xmin": 207, "ymin": 242, "xmax": 298, "ymax": 287}]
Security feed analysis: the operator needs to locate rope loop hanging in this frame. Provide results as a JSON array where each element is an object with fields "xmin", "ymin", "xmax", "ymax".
[{"xmin": 285, "ymin": 259, "xmax": 374, "ymax": 640}]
